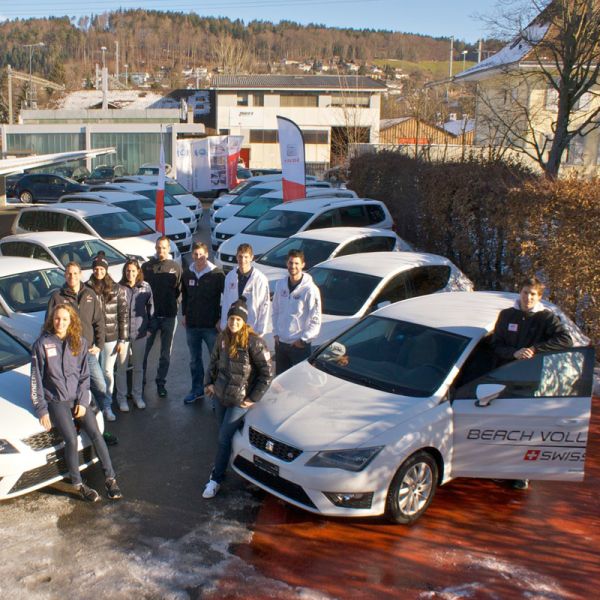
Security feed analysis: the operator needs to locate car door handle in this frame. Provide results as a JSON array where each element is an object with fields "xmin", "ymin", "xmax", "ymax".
[{"xmin": 556, "ymin": 418, "xmax": 585, "ymax": 427}]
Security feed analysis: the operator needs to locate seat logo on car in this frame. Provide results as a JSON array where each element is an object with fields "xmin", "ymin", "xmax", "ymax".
[{"xmin": 265, "ymin": 440, "xmax": 275, "ymax": 453}]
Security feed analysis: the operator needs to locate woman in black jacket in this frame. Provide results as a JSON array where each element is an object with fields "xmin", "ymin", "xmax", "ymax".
[
  {"xmin": 31, "ymin": 303, "xmax": 122, "ymax": 502},
  {"xmin": 87, "ymin": 253, "xmax": 128, "ymax": 422},
  {"xmin": 202, "ymin": 297, "xmax": 272, "ymax": 498}
]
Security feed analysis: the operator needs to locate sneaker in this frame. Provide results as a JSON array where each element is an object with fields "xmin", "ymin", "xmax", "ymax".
[
  {"xmin": 133, "ymin": 397, "xmax": 146, "ymax": 409},
  {"xmin": 512, "ymin": 479, "xmax": 530, "ymax": 490},
  {"xmin": 202, "ymin": 479, "xmax": 221, "ymax": 499},
  {"xmin": 184, "ymin": 392, "xmax": 200, "ymax": 404},
  {"xmin": 75, "ymin": 483, "xmax": 101, "ymax": 502},
  {"xmin": 157, "ymin": 385, "xmax": 167, "ymax": 398},
  {"xmin": 118, "ymin": 400, "xmax": 130, "ymax": 413},
  {"xmin": 105, "ymin": 478, "xmax": 123, "ymax": 500},
  {"xmin": 103, "ymin": 407, "xmax": 116, "ymax": 422},
  {"xmin": 103, "ymin": 432, "xmax": 119, "ymax": 446}
]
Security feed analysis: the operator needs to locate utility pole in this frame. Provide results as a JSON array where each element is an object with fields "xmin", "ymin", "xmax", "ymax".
[
  {"xmin": 461, "ymin": 50, "xmax": 468, "ymax": 72},
  {"xmin": 7, "ymin": 65, "xmax": 13, "ymax": 124},
  {"xmin": 101, "ymin": 46, "xmax": 107, "ymax": 70},
  {"xmin": 449, "ymin": 36, "xmax": 454, "ymax": 77},
  {"xmin": 478, "ymin": 39, "xmax": 483, "ymax": 63},
  {"xmin": 115, "ymin": 41, "xmax": 119, "ymax": 80},
  {"xmin": 22, "ymin": 42, "xmax": 45, "ymax": 109},
  {"xmin": 124, "ymin": 64, "xmax": 129, "ymax": 85}
]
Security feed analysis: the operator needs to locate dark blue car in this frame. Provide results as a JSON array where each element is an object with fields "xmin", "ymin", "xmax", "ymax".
[{"xmin": 12, "ymin": 174, "xmax": 89, "ymax": 204}]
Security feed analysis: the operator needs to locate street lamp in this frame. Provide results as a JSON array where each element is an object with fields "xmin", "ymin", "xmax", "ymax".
[
  {"xmin": 461, "ymin": 50, "xmax": 468, "ymax": 71},
  {"xmin": 22, "ymin": 42, "xmax": 45, "ymax": 109},
  {"xmin": 100, "ymin": 46, "xmax": 107, "ymax": 69},
  {"xmin": 124, "ymin": 64, "xmax": 129, "ymax": 84}
]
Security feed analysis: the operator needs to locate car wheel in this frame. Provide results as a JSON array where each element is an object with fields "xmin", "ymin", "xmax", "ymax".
[
  {"xmin": 386, "ymin": 451, "xmax": 438, "ymax": 524},
  {"xmin": 19, "ymin": 190, "xmax": 33, "ymax": 203}
]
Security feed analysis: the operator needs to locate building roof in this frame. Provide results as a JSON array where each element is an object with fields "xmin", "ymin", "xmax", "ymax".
[
  {"xmin": 211, "ymin": 74, "xmax": 386, "ymax": 91},
  {"xmin": 442, "ymin": 118, "xmax": 476, "ymax": 136},
  {"xmin": 379, "ymin": 117, "xmax": 411, "ymax": 129}
]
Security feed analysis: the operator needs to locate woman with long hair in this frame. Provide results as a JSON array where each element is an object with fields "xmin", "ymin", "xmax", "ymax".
[
  {"xmin": 30, "ymin": 304, "xmax": 122, "ymax": 501},
  {"xmin": 87, "ymin": 253, "xmax": 128, "ymax": 421},
  {"xmin": 115, "ymin": 258, "xmax": 154, "ymax": 410},
  {"xmin": 202, "ymin": 297, "xmax": 272, "ymax": 498}
]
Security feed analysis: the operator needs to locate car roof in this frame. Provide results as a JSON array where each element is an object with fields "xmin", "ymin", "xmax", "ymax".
[
  {"xmin": 260, "ymin": 188, "xmax": 354, "ymax": 200},
  {"xmin": 0, "ymin": 256, "xmax": 63, "ymax": 276},
  {"xmin": 21, "ymin": 203, "xmax": 127, "ymax": 216},
  {"xmin": 268, "ymin": 197, "xmax": 380, "ymax": 214},
  {"xmin": 62, "ymin": 191, "xmax": 147, "ymax": 203},
  {"xmin": 0, "ymin": 231, "xmax": 100, "ymax": 246},
  {"xmin": 97, "ymin": 182, "xmax": 155, "ymax": 192},
  {"xmin": 289, "ymin": 226, "xmax": 396, "ymax": 243},
  {"xmin": 314, "ymin": 251, "xmax": 454, "ymax": 277}
]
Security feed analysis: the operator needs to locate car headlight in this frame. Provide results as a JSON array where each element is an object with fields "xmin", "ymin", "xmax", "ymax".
[
  {"xmin": 0, "ymin": 439, "xmax": 18, "ymax": 454},
  {"xmin": 306, "ymin": 446, "xmax": 383, "ymax": 472}
]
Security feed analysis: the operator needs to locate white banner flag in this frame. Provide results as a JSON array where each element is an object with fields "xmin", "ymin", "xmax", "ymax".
[{"xmin": 277, "ymin": 116, "xmax": 306, "ymax": 201}]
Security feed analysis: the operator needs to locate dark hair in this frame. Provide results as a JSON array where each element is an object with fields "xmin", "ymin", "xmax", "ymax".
[
  {"xmin": 520, "ymin": 276, "xmax": 545, "ymax": 295},
  {"xmin": 287, "ymin": 249, "xmax": 305, "ymax": 262},
  {"xmin": 88, "ymin": 270, "xmax": 116, "ymax": 302},
  {"xmin": 65, "ymin": 261, "xmax": 81, "ymax": 272},
  {"xmin": 120, "ymin": 259, "xmax": 144, "ymax": 285},
  {"xmin": 192, "ymin": 241, "xmax": 209, "ymax": 253},
  {"xmin": 236, "ymin": 243, "xmax": 253, "ymax": 256},
  {"xmin": 156, "ymin": 235, "xmax": 170, "ymax": 246}
]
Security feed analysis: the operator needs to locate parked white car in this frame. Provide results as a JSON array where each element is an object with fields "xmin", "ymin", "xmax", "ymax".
[
  {"xmin": 215, "ymin": 198, "xmax": 395, "ymax": 272},
  {"xmin": 254, "ymin": 227, "xmax": 412, "ymax": 292},
  {"xmin": 0, "ymin": 324, "xmax": 104, "ymax": 500},
  {"xmin": 0, "ymin": 232, "xmax": 127, "ymax": 282},
  {"xmin": 59, "ymin": 192, "xmax": 192, "ymax": 254},
  {"xmin": 0, "ymin": 257, "xmax": 66, "ymax": 345},
  {"xmin": 12, "ymin": 204, "xmax": 181, "ymax": 264},
  {"xmin": 232, "ymin": 291, "xmax": 593, "ymax": 523},
  {"xmin": 211, "ymin": 188, "xmax": 357, "ymax": 251}
]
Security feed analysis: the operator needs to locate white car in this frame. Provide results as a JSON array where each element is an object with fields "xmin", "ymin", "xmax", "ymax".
[
  {"xmin": 0, "ymin": 325, "xmax": 104, "ymax": 500},
  {"xmin": 115, "ymin": 176, "xmax": 202, "ymax": 221},
  {"xmin": 0, "ymin": 231, "xmax": 127, "ymax": 282},
  {"xmin": 307, "ymin": 252, "xmax": 473, "ymax": 346},
  {"xmin": 12, "ymin": 204, "xmax": 181, "ymax": 264},
  {"xmin": 59, "ymin": 192, "xmax": 192, "ymax": 255},
  {"xmin": 232, "ymin": 291, "xmax": 593, "ymax": 523},
  {"xmin": 92, "ymin": 182, "xmax": 198, "ymax": 233},
  {"xmin": 254, "ymin": 227, "xmax": 412, "ymax": 293},
  {"xmin": 0, "ymin": 257, "xmax": 66, "ymax": 345},
  {"xmin": 211, "ymin": 188, "xmax": 357, "ymax": 251},
  {"xmin": 215, "ymin": 198, "xmax": 395, "ymax": 272}
]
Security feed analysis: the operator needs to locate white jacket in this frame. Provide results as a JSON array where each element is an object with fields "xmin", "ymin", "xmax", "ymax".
[
  {"xmin": 221, "ymin": 267, "xmax": 271, "ymax": 335},
  {"xmin": 272, "ymin": 273, "xmax": 321, "ymax": 344}
]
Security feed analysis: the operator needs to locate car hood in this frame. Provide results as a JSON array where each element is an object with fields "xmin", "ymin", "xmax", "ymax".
[
  {"xmin": 253, "ymin": 263, "xmax": 287, "ymax": 290},
  {"xmin": 143, "ymin": 217, "xmax": 190, "ymax": 236},
  {"xmin": 314, "ymin": 315, "xmax": 357, "ymax": 346},
  {"xmin": 107, "ymin": 235, "xmax": 158, "ymax": 261},
  {"xmin": 220, "ymin": 234, "xmax": 282, "ymax": 258},
  {"xmin": 0, "ymin": 362, "xmax": 41, "ymax": 439},
  {"xmin": 0, "ymin": 313, "xmax": 45, "ymax": 346},
  {"xmin": 214, "ymin": 204, "xmax": 242, "ymax": 221},
  {"xmin": 217, "ymin": 216, "xmax": 252, "ymax": 235},
  {"xmin": 245, "ymin": 361, "xmax": 431, "ymax": 450}
]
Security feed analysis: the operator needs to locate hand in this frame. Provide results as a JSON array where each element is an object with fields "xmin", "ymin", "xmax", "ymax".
[
  {"xmin": 39, "ymin": 414, "xmax": 52, "ymax": 431},
  {"xmin": 115, "ymin": 342, "xmax": 125, "ymax": 355},
  {"xmin": 88, "ymin": 346, "xmax": 100, "ymax": 356},
  {"xmin": 240, "ymin": 398, "xmax": 254, "ymax": 409},
  {"xmin": 292, "ymin": 339, "xmax": 305, "ymax": 348},
  {"xmin": 514, "ymin": 347, "xmax": 535, "ymax": 360},
  {"xmin": 205, "ymin": 384, "xmax": 215, "ymax": 397},
  {"xmin": 73, "ymin": 405, "xmax": 86, "ymax": 419}
]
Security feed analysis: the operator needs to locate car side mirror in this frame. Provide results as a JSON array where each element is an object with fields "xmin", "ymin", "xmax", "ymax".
[{"xmin": 475, "ymin": 383, "xmax": 506, "ymax": 407}]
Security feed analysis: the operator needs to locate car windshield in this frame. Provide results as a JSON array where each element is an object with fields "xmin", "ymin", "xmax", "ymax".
[
  {"xmin": 243, "ymin": 210, "xmax": 311, "ymax": 238},
  {"xmin": 237, "ymin": 167, "xmax": 252, "ymax": 179},
  {"xmin": 137, "ymin": 167, "xmax": 158, "ymax": 175},
  {"xmin": 237, "ymin": 197, "xmax": 282, "ymax": 219},
  {"xmin": 136, "ymin": 188, "xmax": 179, "ymax": 207},
  {"xmin": 165, "ymin": 182, "xmax": 190, "ymax": 196},
  {"xmin": 90, "ymin": 167, "xmax": 114, "ymax": 178},
  {"xmin": 312, "ymin": 316, "xmax": 470, "ymax": 397},
  {"xmin": 229, "ymin": 180, "xmax": 255, "ymax": 195},
  {"xmin": 51, "ymin": 239, "xmax": 126, "ymax": 269},
  {"xmin": 0, "ymin": 268, "xmax": 65, "ymax": 314},
  {"xmin": 258, "ymin": 238, "xmax": 337, "ymax": 269},
  {"xmin": 231, "ymin": 186, "xmax": 274, "ymax": 206},
  {"xmin": 309, "ymin": 266, "xmax": 381, "ymax": 316},
  {"xmin": 113, "ymin": 199, "xmax": 158, "ymax": 222},
  {"xmin": 86, "ymin": 212, "xmax": 155, "ymax": 238},
  {"xmin": 0, "ymin": 328, "xmax": 30, "ymax": 372}
]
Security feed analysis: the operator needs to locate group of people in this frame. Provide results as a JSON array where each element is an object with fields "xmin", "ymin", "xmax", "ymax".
[{"xmin": 29, "ymin": 227, "xmax": 572, "ymax": 503}]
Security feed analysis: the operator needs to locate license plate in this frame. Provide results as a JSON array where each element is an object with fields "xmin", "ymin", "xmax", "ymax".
[{"xmin": 254, "ymin": 455, "xmax": 279, "ymax": 477}]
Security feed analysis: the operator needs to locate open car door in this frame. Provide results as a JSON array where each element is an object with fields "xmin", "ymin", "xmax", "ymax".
[{"xmin": 450, "ymin": 347, "xmax": 595, "ymax": 481}]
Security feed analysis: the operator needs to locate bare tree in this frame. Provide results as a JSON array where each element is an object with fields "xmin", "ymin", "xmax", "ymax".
[
  {"xmin": 477, "ymin": 0, "xmax": 600, "ymax": 177},
  {"xmin": 213, "ymin": 33, "xmax": 253, "ymax": 74}
]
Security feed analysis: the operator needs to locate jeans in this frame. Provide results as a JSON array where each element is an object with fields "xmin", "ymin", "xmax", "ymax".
[
  {"xmin": 115, "ymin": 337, "xmax": 146, "ymax": 403},
  {"xmin": 47, "ymin": 400, "xmax": 115, "ymax": 485},
  {"xmin": 143, "ymin": 316, "xmax": 177, "ymax": 387},
  {"xmin": 100, "ymin": 340, "xmax": 123, "ymax": 398},
  {"xmin": 211, "ymin": 402, "xmax": 248, "ymax": 484},
  {"xmin": 88, "ymin": 353, "xmax": 110, "ymax": 411},
  {"xmin": 185, "ymin": 327, "xmax": 217, "ymax": 396},
  {"xmin": 275, "ymin": 341, "xmax": 312, "ymax": 375}
]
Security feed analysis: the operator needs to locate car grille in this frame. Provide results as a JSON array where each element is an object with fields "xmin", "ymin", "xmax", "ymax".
[
  {"xmin": 9, "ymin": 447, "xmax": 95, "ymax": 494},
  {"xmin": 168, "ymin": 232, "xmax": 186, "ymax": 241},
  {"xmin": 22, "ymin": 428, "xmax": 64, "ymax": 451},
  {"xmin": 233, "ymin": 455, "xmax": 316, "ymax": 509},
  {"xmin": 216, "ymin": 232, "xmax": 233, "ymax": 241},
  {"xmin": 182, "ymin": 217, "xmax": 191, "ymax": 224},
  {"xmin": 219, "ymin": 252, "xmax": 236, "ymax": 264},
  {"xmin": 249, "ymin": 427, "xmax": 302, "ymax": 462}
]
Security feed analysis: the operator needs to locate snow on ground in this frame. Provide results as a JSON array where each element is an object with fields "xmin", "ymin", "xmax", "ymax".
[{"xmin": 58, "ymin": 91, "xmax": 172, "ymax": 111}]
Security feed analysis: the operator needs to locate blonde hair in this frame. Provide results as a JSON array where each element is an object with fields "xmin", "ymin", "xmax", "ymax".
[
  {"xmin": 224, "ymin": 321, "xmax": 255, "ymax": 358},
  {"xmin": 44, "ymin": 304, "xmax": 84, "ymax": 356}
]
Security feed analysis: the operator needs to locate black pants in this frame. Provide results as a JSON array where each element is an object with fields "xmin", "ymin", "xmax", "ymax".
[
  {"xmin": 47, "ymin": 401, "xmax": 116, "ymax": 485},
  {"xmin": 275, "ymin": 341, "xmax": 312, "ymax": 375}
]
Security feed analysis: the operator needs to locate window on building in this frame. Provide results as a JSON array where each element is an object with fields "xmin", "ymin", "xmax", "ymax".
[
  {"xmin": 330, "ymin": 93, "xmax": 371, "ymax": 107},
  {"xmin": 566, "ymin": 136, "xmax": 585, "ymax": 165},
  {"xmin": 280, "ymin": 94, "xmax": 318, "ymax": 107},
  {"xmin": 545, "ymin": 87, "xmax": 559, "ymax": 111},
  {"xmin": 253, "ymin": 93, "xmax": 264, "ymax": 107},
  {"xmin": 575, "ymin": 92, "xmax": 593, "ymax": 112},
  {"xmin": 237, "ymin": 93, "xmax": 249, "ymax": 107},
  {"xmin": 249, "ymin": 130, "xmax": 279, "ymax": 144},
  {"xmin": 303, "ymin": 130, "xmax": 329, "ymax": 144}
]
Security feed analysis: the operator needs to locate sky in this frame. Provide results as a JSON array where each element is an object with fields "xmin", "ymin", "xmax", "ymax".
[{"xmin": 0, "ymin": 0, "xmax": 501, "ymax": 42}]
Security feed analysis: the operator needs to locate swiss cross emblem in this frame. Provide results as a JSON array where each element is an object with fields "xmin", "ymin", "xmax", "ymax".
[{"xmin": 524, "ymin": 449, "xmax": 540, "ymax": 461}]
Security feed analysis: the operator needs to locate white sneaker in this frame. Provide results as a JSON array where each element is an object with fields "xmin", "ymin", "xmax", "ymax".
[
  {"xmin": 103, "ymin": 407, "xmax": 116, "ymax": 422},
  {"xmin": 118, "ymin": 400, "xmax": 130, "ymax": 412},
  {"xmin": 133, "ymin": 397, "xmax": 146, "ymax": 409},
  {"xmin": 202, "ymin": 479, "xmax": 220, "ymax": 499}
]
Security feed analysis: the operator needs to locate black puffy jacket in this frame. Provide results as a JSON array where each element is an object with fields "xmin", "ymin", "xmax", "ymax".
[
  {"xmin": 205, "ymin": 332, "xmax": 273, "ymax": 407},
  {"xmin": 86, "ymin": 280, "xmax": 128, "ymax": 343}
]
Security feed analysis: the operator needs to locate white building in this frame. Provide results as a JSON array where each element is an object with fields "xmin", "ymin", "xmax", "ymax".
[{"xmin": 212, "ymin": 74, "xmax": 386, "ymax": 172}]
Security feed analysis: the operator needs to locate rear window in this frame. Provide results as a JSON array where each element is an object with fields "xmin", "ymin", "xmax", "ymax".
[
  {"xmin": 18, "ymin": 211, "xmax": 65, "ymax": 232},
  {"xmin": 366, "ymin": 204, "xmax": 386, "ymax": 224}
]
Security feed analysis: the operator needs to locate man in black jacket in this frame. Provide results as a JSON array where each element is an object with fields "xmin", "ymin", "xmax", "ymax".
[
  {"xmin": 181, "ymin": 242, "xmax": 225, "ymax": 404},
  {"xmin": 142, "ymin": 236, "xmax": 182, "ymax": 398},
  {"xmin": 491, "ymin": 276, "xmax": 572, "ymax": 490}
]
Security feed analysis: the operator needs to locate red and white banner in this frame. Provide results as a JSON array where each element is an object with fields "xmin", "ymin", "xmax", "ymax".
[
  {"xmin": 277, "ymin": 116, "xmax": 306, "ymax": 201},
  {"xmin": 155, "ymin": 133, "xmax": 166, "ymax": 235},
  {"xmin": 226, "ymin": 135, "xmax": 244, "ymax": 189}
]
